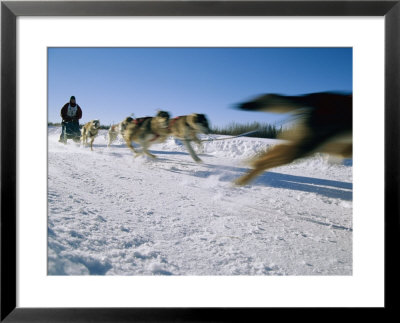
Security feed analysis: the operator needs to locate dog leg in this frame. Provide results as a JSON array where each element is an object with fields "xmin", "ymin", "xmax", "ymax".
[
  {"xmin": 108, "ymin": 132, "xmax": 117, "ymax": 147},
  {"xmin": 124, "ymin": 137, "xmax": 140, "ymax": 157},
  {"xmin": 90, "ymin": 137, "xmax": 94, "ymax": 151},
  {"xmin": 143, "ymin": 150, "xmax": 156, "ymax": 159},
  {"xmin": 141, "ymin": 142, "xmax": 156, "ymax": 159},
  {"xmin": 235, "ymin": 129, "xmax": 341, "ymax": 186},
  {"xmin": 183, "ymin": 139, "xmax": 202, "ymax": 162},
  {"xmin": 83, "ymin": 130, "xmax": 89, "ymax": 147},
  {"xmin": 234, "ymin": 143, "xmax": 304, "ymax": 186},
  {"xmin": 192, "ymin": 136, "xmax": 204, "ymax": 154},
  {"xmin": 234, "ymin": 168, "xmax": 266, "ymax": 186}
]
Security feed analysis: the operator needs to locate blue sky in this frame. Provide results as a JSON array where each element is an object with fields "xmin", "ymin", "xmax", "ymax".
[{"xmin": 48, "ymin": 47, "xmax": 352, "ymax": 128}]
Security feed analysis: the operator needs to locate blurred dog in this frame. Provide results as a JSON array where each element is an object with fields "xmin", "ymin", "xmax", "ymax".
[
  {"xmin": 107, "ymin": 117, "xmax": 134, "ymax": 147},
  {"xmin": 234, "ymin": 92, "xmax": 352, "ymax": 185},
  {"xmin": 168, "ymin": 113, "xmax": 211, "ymax": 162},
  {"xmin": 123, "ymin": 111, "xmax": 170, "ymax": 158},
  {"xmin": 81, "ymin": 119, "xmax": 100, "ymax": 151}
]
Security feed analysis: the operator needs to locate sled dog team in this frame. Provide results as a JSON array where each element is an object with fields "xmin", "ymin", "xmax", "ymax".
[
  {"xmin": 81, "ymin": 112, "xmax": 211, "ymax": 163},
  {"xmin": 78, "ymin": 91, "xmax": 352, "ymax": 185}
]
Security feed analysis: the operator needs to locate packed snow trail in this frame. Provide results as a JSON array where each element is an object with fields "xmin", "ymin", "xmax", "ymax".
[{"xmin": 48, "ymin": 127, "xmax": 352, "ymax": 275}]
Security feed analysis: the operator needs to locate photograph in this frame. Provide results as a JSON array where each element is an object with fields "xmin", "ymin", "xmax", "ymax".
[
  {"xmin": 47, "ymin": 47, "xmax": 353, "ymax": 276},
  {"xmin": 1, "ymin": 0, "xmax": 396, "ymax": 318}
]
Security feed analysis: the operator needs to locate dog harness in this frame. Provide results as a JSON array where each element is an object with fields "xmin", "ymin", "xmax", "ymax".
[
  {"xmin": 168, "ymin": 116, "xmax": 181, "ymax": 130},
  {"xmin": 132, "ymin": 117, "xmax": 161, "ymax": 142},
  {"xmin": 87, "ymin": 128, "xmax": 97, "ymax": 138},
  {"xmin": 133, "ymin": 117, "xmax": 152, "ymax": 125}
]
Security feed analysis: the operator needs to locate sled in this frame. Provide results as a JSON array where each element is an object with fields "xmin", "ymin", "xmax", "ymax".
[{"xmin": 60, "ymin": 121, "xmax": 81, "ymax": 143}]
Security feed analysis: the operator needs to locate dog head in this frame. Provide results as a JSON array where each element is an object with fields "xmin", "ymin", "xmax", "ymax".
[
  {"xmin": 119, "ymin": 117, "xmax": 134, "ymax": 132},
  {"xmin": 188, "ymin": 113, "xmax": 211, "ymax": 134},
  {"xmin": 155, "ymin": 110, "xmax": 170, "ymax": 129},
  {"xmin": 92, "ymin": 120, "xmax": 100, "ymax": 129},
  {"xmin": 124, "ymin": 117, "xmax": 134, "ymax": 123}
]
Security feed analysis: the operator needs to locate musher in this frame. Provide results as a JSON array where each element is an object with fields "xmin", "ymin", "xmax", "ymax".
[{"xmin": 59, "ymin": 96, "xmax": 83, "ymax": 143}]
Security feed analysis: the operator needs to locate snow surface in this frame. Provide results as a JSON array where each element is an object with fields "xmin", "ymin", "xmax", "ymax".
[{"xmin": 48, "ymin": 126, "xmax": 352, "ymax": 276}]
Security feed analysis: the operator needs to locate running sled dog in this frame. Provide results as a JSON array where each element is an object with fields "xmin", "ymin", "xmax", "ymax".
[
  {"xmin": 107, "ymin": 117, "xmax": 134, "ymax": 146},
  {"xmin": 81, "ymin": 119, "xmax": 100, "ymax": 151},
  {"xmin": 234, "ymin": 92, "xmax": 352, "ymax": 185},
  {"xmin": 123, "ymin": 111, "xmax": 170, "ymax": 158},
  {"xmin": 168, "ymin": 113, "xmax": 211, "ymax": 162}
]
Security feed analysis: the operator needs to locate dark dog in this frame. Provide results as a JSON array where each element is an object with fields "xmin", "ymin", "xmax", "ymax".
[
  {"xmin": 123, "ymin": 111, "xmax": 170, "ymax": 158},
  {"xmin": 234, "ymin": 92, "xmax": 352, "ymax": 185},
  {"xmin": 168, "ymin": 113, "xmax": 211, "ymax": 162},
  {"xmin": 107, "ymin": 117, "xmax": 134, "ymax": 147}
]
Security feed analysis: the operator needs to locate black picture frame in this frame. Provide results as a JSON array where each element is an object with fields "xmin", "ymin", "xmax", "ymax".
[{"xmin": 1, "ymin": 0, "xmax": 398, "ymax": 321}]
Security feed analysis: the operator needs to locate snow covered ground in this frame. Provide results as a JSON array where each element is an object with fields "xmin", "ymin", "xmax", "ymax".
[{"xmin": 47, "ymin": 126, "xmax": 352, "ymax": 276}]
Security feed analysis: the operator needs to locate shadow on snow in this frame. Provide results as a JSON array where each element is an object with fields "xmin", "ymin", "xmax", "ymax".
[
  {"xmin": 75, "ymin": 141, "xmax": 353, "ymax": 201},
  {"xmin": 166, "ymin": 163, "xmax": 353, "ymax": 201}
]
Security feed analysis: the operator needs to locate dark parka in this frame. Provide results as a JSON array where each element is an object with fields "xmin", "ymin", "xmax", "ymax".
[{"xmin": 60, "ymin": 97, "xmax": 82, "ymax": 122}]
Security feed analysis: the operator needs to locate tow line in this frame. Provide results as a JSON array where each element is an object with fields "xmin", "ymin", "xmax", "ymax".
[{"xmin": 200, "ymin": 129, "xmax": 260, "ymax": 142}]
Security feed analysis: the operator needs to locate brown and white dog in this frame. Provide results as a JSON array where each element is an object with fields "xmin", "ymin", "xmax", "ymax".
[
  {"xmin": 81, "ymin": 119, "xmax": 101, "ymax": 151},
  {"xmin": 234, "ymin": 92, "xmax": 352, "ymax": 185},
  {"xmin": 123, "ymin": 111, "xmax": 170, "ymax": 158},
  {"xmin": 107, "ymin": 117, "xmax": 134, "ymax": 147},
  {"xmin": 168, "ymin": 113, "xmax": 211, "ymax": 162}
]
